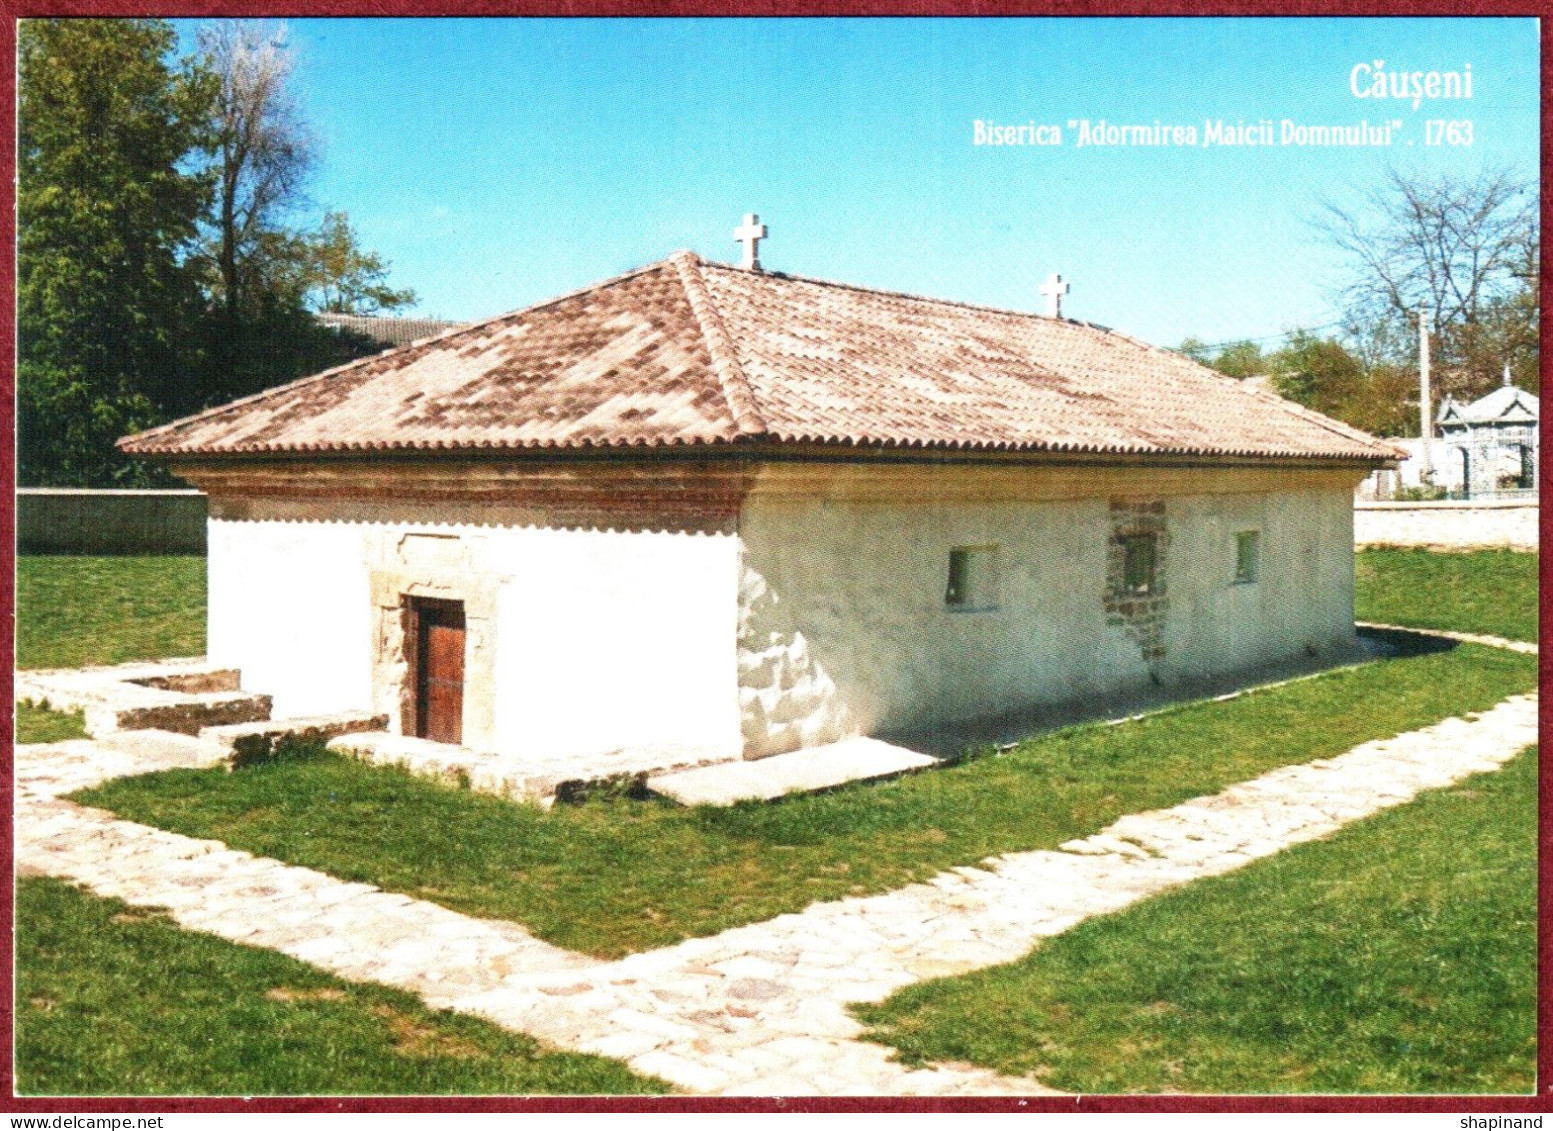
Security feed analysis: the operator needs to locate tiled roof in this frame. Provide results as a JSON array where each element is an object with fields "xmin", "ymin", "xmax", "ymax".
[{"xmin": 121, "ymin": 251, "xmax": 1401, "ymax": 463}]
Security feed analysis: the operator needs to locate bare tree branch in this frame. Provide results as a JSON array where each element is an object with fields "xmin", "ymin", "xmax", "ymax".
[{"xmin": 1312, "ymin": 165, "xmax": 1538, "ymax": 400}]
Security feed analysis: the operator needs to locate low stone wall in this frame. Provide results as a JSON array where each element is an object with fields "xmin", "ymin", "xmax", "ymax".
[
  {"xmin": 17, "ymin": 488, "xmax": 206, "ymax": 554},
  {"xmin": 1354, "ymin": 500, "xmax": 1538, "ymax": 552}
]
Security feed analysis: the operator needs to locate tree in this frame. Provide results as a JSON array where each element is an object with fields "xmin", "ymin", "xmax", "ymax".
[
  {"xmin": 1316, "ymin": 167, "xmax": 1538, "ymax": 403},
  {"xmin": 302, "ymin": 211, "xmax": 417, "ymax": 314},
  {"xmin": 188, "ymin": 23, "xmax": 416, "ymax": 402},
  {"xmin": 18, "ymin": 18, "xmax": 420, "ymax": 483},
  {"xmin": 1268, "ymin": 332, "xmax": 1365, "ymax": 423},
  {"xmin": 1178, "ymin": 338, "xmax": 1267, "ymax": 379},
  {"xmin": 18, "ymin": 19, "xmax": 214, "ymax": 485},
  {"xmin": 1180, "ymin": 329, "xmax": 1415, "ymax": 438},
  {"xmin": 193, "ymin": 20, "xmax": 316, "ymax": 393}
]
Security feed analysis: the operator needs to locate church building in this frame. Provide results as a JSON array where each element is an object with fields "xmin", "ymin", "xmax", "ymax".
[{"xmin": 120, "ymin": 219, "xmax": 1401, "ymax": 774}]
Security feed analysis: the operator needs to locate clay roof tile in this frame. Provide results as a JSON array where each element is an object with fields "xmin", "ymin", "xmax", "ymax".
[{"xmin": 120, "ymin": 252, "xmax": 1402, "ymax": 464}]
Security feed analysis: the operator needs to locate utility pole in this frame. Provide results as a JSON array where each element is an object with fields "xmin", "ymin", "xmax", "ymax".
[{"xmin": 1418, "ymin": 310, "xmax": 1433, "ymax": 483}]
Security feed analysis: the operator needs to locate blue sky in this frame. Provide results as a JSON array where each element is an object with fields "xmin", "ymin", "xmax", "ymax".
[{"xmin": 175, "ymin": 17, "xmax": 1539, "ymax": 347}]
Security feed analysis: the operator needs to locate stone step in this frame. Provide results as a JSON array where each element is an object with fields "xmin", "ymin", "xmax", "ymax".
[
  {"xmin": 86, "ymin": 692, "xmax": 273, "ymax": 738},
  {"xmin": 648, "ymin": 737, "xmax": 939, "ymax": 806},
  {"xmin": 328, "ymin": 731, "xmax": 493, "ymax": 788},
  {"xmin": 93, "ymin": 728, "xmax": 230, "ymax": 769},
  {"xmin": 17, "ymin": 658, "xmax": 272, "ymax": 738},
  {"xmin": 202, "ymin": 712, "xmax": 389, "ymax": 768}
]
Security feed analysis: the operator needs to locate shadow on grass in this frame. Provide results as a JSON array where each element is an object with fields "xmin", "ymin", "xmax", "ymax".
[{"xmin": 892, "ymin": 625, "xmax": 1456, "ymax": 761}]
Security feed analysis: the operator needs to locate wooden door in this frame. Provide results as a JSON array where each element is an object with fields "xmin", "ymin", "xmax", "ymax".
[{"xmin": 414, "ymin": 599, "xmax": 465, "ymax": 744}]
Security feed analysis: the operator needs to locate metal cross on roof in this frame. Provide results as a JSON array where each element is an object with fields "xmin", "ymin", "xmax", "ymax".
[
  {"xmin": 1039, "ymin": 272, "xmax": 1071, "ymax": 319},
  {"xmin": 734, "ymin": 213, "xmax": 768, "ymax": 271}
]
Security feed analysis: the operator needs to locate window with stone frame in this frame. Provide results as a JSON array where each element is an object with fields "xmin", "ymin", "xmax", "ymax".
[
  {"xmin": 1119, "ymin": 533, "xmax": 1157, "ymax": 596},
  {"xmin": 1234, "ymin": 529, "xmax": 1261, "ymax": 584},
  {"xmin": 1106, "ymin": 499, "xmax": 1169, "ymax": 663}
]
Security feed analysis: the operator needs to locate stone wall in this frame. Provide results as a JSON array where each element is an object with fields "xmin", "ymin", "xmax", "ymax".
[
  {"xmin": 1105, "ymin": 499, "xmax": 1171, "ymax": 664},
  {"xmin": 1353, "ymin": 501, "xmax": 1539, "ymax": 552},
  {"xmin": 737, "ymin": 478, "xmax": 1357, "ymax": 756},
  {"xmin": 196, "ymin": 460, "xmax": 1368, "ymax": 769},
  {"xmin": 18, "ymin": 488, "xmax": 206, "ymax": 554}
]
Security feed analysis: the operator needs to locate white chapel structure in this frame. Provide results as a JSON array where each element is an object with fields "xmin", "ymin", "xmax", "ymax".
[{"xmin": 121, "ymin": 219, "xmax": 1402, "ymax": 774}]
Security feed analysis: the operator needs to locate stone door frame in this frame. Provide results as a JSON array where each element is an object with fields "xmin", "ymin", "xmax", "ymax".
[{"xmin": 369, "ymin": 536, "xmax": 500, "ymax": 749}]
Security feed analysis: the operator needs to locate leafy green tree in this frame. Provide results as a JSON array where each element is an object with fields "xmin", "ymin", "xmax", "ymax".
[
  {"xmin": 1179, "ymin": 338, "xmax": 1269, "ymax": 379},
  {"xmin": 303, "ymin": 211, "xmax": 417, "ymax": 314},
  {"xmin": 1268, "ymin": 331, "xmax": 1365, "ymax": 423},
  {"xmin": 18, "ymin": 18, "xmax": 419, "ymax": 485},
  {"xmin": 1181, "ymin": 328, "xmax": 1415, "ymax": 438},
  {"xmin": 188, "ymin": 22, "xmax": 413, "ymax": 402},
  {"xmin": 1260, "ymin": 331, "xmax": 1417, "ymax": 438},
  {"xmin": 189, "ymin": 20, "xmax": 318, "ymax": 401},
  {"xmin": 18, "ymin": 19, "xmax": 214, "ymax": 484}
]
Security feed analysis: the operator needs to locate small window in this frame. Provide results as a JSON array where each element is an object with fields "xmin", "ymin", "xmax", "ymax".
[
  {"xmin": 1120, "ymin": 533, "xmax": 1156, "ymax": 595},
  {"xmin": 1235, "ymin": 530, "xmax": 1260, "ymax": 584},
  {"xmin": 946, "ymin": 546, "xmax": 999, "ymax": 611}
]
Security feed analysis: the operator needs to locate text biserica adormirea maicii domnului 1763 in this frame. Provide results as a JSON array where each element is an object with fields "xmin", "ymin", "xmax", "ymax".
[{"xmin": 973, "ymin": 60, "xmax": 1474, "ymax": 149}]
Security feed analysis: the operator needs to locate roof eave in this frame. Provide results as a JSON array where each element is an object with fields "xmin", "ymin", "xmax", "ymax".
[{"xmin": 128, "ymin": 433, "xmax": 1394, "ymax": 469}]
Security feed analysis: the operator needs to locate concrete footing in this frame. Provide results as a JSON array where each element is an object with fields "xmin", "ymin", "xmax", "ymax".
[
  {"xmin": 328, "ymin": 731, "xmax": 739, "ymax": 807},
  {"xmin": 649, "ymin": 737, "xmax": 938, "ymax": 805}
]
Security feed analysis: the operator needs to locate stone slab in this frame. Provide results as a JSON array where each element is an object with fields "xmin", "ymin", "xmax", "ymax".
[
  {"xmin": 17, "ymin": 657, "xmax": 272, "ymax": 737},
  {"xmin": 648, "ymin": 737, "xmax": 938, "ymax": 806},
  {"xmin": 87, "ymin": 693, "xmax": 273, "ymax": 738},
  {"xmin": 203, "ymin": 712, "xmax": 389, "ymax": 768},
  {"xmin": 330, "ymin": 730, "xmax": 741, "ymax": 807},
  {"xmin": 1355, "ymin": 620, "xmax": 1538, "ymax": 656}
]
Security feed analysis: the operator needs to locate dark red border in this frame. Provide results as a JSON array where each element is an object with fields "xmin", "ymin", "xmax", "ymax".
[{"xmin": 2, "ymin": 2, "xmax": 1548, "ymax": 1116}]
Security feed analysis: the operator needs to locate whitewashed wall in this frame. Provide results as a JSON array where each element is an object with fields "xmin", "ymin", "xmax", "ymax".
[
  {"xmin": 737, "ymin": 489, "xmax": 1356, "ymax": 750},
  {"xmin": 491, "ymin": 526, "xmax": 741, "ymax": 762},
  {"xmin": 208, "ymin": 512, "xmax": 742, "ymax": 761},
  {"xmin": 208, "ymin": 481, "xmax": 1357, "ymax": 767},
  {"xmin": 208, "ymin": 518, "xmax": 376, "ymax": 719}
]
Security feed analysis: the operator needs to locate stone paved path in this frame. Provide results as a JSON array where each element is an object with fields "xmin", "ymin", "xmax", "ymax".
[{"xmin": 15, "ymin": 690, "xmax": 1537, "ymax": 1096}]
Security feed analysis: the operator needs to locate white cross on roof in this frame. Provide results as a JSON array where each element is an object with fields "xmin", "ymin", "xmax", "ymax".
[
  {"xmin": 734, "ymin": 213, "xmax": 768, "ymax": 271},
  {"xmin": 1039, "ymin": 272, "xmax": 1070, "ymax": 319}
]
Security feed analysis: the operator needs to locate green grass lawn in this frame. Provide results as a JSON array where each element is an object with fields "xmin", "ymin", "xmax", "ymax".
[
  {"xmin": 15, "ymin": 554, "xmax": 205, "ymax": 742},
  {"xmin": 17, "ymin": 554, "xmax": 206, "ymax": 669},
  {"xmin": 78, "ymin": 643, "xmax": 1534, "ymax": 958},
  {"xmin": 14, "ymin": 553, "xmax": 204, "ymax": 745},
  {"xmin": 1355, "ymin": 548, "xmax": 1538, "ymax": 642},
  {"xmin": 17, "ymin": 701, "xmax": 89, "ymax": 744},
  {"xmin": 17, "ymin": 548, "xmax": 1541, "ymax": 1094},
  {"xmin": 15, "ymin": 876, "xmax": 667, "ymax": 1096},
  {"xmin": 855, "ymin": 745, "xmax": 1538, "ymax": 1094}
]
